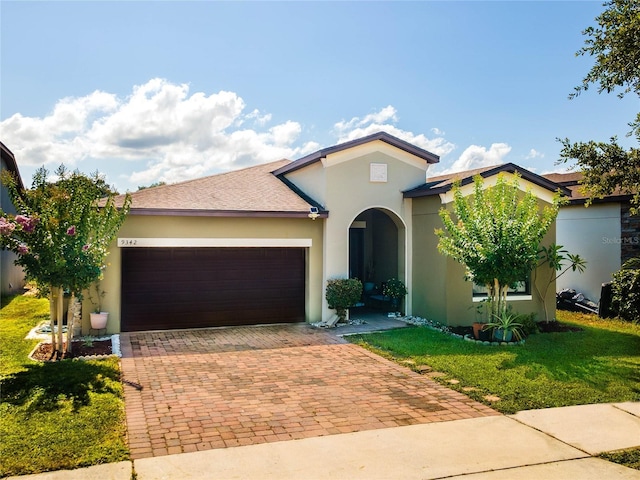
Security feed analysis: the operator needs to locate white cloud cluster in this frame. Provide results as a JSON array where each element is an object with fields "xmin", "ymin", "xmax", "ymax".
[
  {"xmin": 1, "ymin": 78, "xmax": 519, "ymax": 189},
  {"xmin": 440, "ymin": 143, "xmax": 512, "ymax": 174},
  {"xmin": 334, "ymin": 106, "xmax": 456, "ymax": 158},
  {"xmin": 0, "ymin": 78, "xmax": 319, "ymax": 188},
  {"xmin": 525, "ymin": 148, "xmax": 544, "ymax": 160}
]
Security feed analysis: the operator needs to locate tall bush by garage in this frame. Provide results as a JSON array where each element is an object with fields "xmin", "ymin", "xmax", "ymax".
[
  {"xmin": 326, "ymin": 278, "xmax": 363, "ymax": 323},
  {"xmin": 611, "ymin": 259, "xmax": 640, "ymax": 323}
]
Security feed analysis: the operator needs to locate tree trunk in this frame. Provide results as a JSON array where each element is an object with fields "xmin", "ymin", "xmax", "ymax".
[
  {"xmin": 65, "ymin": 293, "xmax": 75, "ymax": 354},
  {"xmin": 56, "ymin": 287, "xmax": 64, "ymax": 356},
  {"xmin": 499, "ymin": 285, "xmax": 509, "ymax": 315},
  {"xmin": 48, "ymin": 291, "xmax": 57, "ymax": 352}
]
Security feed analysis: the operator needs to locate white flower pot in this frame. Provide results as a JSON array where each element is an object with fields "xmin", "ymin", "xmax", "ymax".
[{"xmin": 90, "ymin": 312, "xmax": 109, "ymax": 329}]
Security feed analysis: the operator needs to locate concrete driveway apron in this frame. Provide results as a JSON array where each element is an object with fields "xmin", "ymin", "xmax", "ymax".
[{"xmin": 119, "ymin": 324, "xmax": 498, "ymax": 459}]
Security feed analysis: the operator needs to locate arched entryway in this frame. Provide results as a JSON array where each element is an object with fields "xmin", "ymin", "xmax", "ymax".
[{"xmin": 349, "ymin": 208, "xmax": 406, "ymax": 311}]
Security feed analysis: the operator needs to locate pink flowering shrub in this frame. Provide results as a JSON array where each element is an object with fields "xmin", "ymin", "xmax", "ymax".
[{"xmin": 0, "ymin": 166, "xmax": 131, "ymax": 297}]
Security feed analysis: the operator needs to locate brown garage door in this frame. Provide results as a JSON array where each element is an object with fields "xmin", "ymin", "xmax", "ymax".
[{"xmin": 121, "ymin": 247, "xmax": 305, "ymax": 332}]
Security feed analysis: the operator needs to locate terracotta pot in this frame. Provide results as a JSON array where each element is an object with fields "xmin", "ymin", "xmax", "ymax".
[
  {"xmin": 90, "ymin": 312, "xmax": 109, "ymax": 329},
  {"xmin": 472, "ymin": 322, "xmax": 485, "ymax": 340}
]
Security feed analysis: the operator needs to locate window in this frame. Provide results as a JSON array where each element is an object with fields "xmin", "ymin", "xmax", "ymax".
[{"xmin": 472, "ymin": 278, "xmax": 531, "ymax": 298}]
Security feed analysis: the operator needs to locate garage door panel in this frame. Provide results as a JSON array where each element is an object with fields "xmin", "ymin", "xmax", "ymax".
[{"xmin": 121, "ymin": 247, "xmax": 305, "ymax": 331}]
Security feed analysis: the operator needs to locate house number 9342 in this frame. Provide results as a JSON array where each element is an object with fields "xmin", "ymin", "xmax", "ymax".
[{"xmin": 119, "ymin": 239, "xmax": 138, "ymax": 246}]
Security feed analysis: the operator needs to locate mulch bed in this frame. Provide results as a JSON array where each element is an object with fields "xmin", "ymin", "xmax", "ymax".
[
  {"xmin": 449, "ymin": 321, "xmax": 583, "ymax": 338},
  {"xmin": 30, "ymin": 340, "xmax": 112, "ymax": 361}
]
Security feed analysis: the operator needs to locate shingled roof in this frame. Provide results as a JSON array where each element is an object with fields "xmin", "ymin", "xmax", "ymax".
[
  {"xmin": 542, "ymin": 171, "xmax": 633, "ymax": 204},
  {"xmin": 115, "ymin": 159, "xmax": 325, "ymax": 218},
  {"xmin": 404, "ymin": 163, "xmax": 570, "ymax": 198}
]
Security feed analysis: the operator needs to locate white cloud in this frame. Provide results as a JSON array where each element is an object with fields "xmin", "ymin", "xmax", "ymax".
[
  {"xmin": 441, "ymin": 143, "xmax": 512, "ymax": 173},
  {"xmin": 245, "ymin": 109, "xmax": 272, "ymax": 126},
  {"xmin": 334, "ymin": 106, "xmax": 455, "ymax": 158},
  {"xmin": 431, "ymin": 127, "xmax": 445, "ymax": 136},
  {"xmin": 525, "ymin": 148, "xmax": 544, "ymax": 160},
  {"xmin": 0, "ymin": 78, "xmax": 319, "ymax": 189},
  {"xmin": 2, "ymin": 84, "xmax": 461, "ymax": 190}
]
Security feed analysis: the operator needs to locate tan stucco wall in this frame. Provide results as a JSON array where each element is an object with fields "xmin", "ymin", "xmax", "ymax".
[
  {"xmin": 285, "ymin": 162, "xmax": 327, "ymax": 207},
  {"xmin": 81, "ymin": 215, "xmax": 324, "ymax": 334},
  {"xmin": 296, "ymin": 145, "xmax": 429, "ymax": 323},
  {"xmin": 411, "ymin": 193, "xmax": 558, "ymax": 326}
]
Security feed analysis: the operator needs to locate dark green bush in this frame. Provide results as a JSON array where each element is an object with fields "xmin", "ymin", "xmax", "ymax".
[
  {"xmin": 519, "ymin": 312, "xmax": 540, "ymax": 335},
  {"xmin": 326, "ymin": 278, "xmax": 363, "ymax": 322},
  {"xmin": 611, "ymin": 268, "xmax": 640, "ymax": 323}
]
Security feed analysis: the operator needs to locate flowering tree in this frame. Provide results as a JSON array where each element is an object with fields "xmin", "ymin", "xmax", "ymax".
[
  {"xmin": 435, "ymin": 174, "xmax": 561, "ymax": 317},
  {"xmin": 0, "ymin": 166, "xmax": 131, "ymax": 357}
]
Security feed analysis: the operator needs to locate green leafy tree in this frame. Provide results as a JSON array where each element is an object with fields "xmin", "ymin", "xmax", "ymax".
[
  {"xmin": 435, "ymin": 174, "xmax": 561, "ymax": 317},
  {"xmin": 0, "ymin": 166, "xmax": 131, "ymax": 356},
  {"xmin": 137, "ymin": 181, "xmax": 167, "ymax": 191},
  {"xmin": 558, "ymin": 0, "xmax": 640, "ymax": 214}
]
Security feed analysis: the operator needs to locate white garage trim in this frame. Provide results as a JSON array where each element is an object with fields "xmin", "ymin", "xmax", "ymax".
[{"xmin": 117, "ymin": 237, "xmax": 313, "ymax": 248}]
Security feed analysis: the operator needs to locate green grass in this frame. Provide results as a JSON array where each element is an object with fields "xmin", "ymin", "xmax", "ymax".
[
  {"xmin": 0, "ymin": 295, "xmax": 129, "ymax": 477},
  {"xmin": 348, "ymin": 310, "xmax": 640, "ymax": 414},
  {"xmin": 0, "ymin": 294, "xmax": 50, "ymax": 374},
  {"xmin": 600, "ymin": 448, "xmax": 640, "ymax": 471}
]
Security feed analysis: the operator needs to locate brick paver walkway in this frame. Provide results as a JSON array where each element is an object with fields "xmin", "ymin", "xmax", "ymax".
[{"xmin": 120, "ymin": 324, "xmax": 498, "ymax": 459}]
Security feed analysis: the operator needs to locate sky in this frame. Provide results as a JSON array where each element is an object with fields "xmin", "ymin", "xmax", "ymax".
[{"xmin": 1, "ymin": 1, "xmax": 638, "ymax": 193}]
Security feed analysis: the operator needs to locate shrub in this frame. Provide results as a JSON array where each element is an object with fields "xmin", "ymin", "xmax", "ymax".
[
  {"xmin": 611, "ymin": 268, "xmax": 640, "ymax": 323},
  {"xmin": 382, "ymin": 278, "xmax": 408, "ymax": 299},
  {"xmin": 519, "ymin": 312, "xmax": 540, "ymax": 335},
  {"xmin": 326, "ymin": 278, "xmax": 363, "ymax": 323}
]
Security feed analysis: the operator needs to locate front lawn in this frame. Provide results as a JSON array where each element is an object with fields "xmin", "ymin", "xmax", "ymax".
[
  {"xmin": 0, "ymin": 295, "xmax": 129, "ymax": 477},
  {"xmin": 349, "ymin": 310, "xmax": 640, "ymax": 415}
]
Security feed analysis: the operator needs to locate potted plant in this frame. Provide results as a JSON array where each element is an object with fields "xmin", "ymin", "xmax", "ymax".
[
  {"xmin": 383, "ymin": 278, "xmax": 407, "ymax": 313},
  {"xmin": 326, "ymin": 278, "xmax": 363, "ymax": 324},
  {"xmin": 483, "ymin": 311, "xmax": 524, "ymax": 342},
  {"xmin": 88, "ymin": 282, "xmax": 108, "ymax": 329}
]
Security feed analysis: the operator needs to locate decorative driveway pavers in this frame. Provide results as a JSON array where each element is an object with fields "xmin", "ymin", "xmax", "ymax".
[{"xmin": 119, "ymin": 324, "xmax": 498, "ymax": 459}]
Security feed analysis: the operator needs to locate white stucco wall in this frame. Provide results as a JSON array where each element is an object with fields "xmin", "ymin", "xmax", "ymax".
[
  {"xmin": 285, "ymin": 141, "xmax": 432, "ymax": 323},
  {"xmin": 555, "ymin": 203, "xmax": 621, "ymax": 302}
]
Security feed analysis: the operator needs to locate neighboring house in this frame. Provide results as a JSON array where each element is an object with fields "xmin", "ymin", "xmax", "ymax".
[
  {"xmin": 88, "ymin": 132, "xmax": 565, "ymax": 333},
  {"xmin": 0, "ymin": 141, "xmax": 26, "ymax": 295},
  {"xmin": 543, "ymin": 172, "xmax": 640, "ymax": 303}
]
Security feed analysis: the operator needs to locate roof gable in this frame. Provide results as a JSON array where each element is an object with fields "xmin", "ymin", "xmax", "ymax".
[
  {"xmin": 0, "ymin": 141, "xmax": 24, "ymax": 191},
  {"xmin": 404, "ymin": 163, "xmax": 570, "ymax": 199},
  {"xmin": 273, "ymin": 131, "xmax": 440, "ymax": 177}
]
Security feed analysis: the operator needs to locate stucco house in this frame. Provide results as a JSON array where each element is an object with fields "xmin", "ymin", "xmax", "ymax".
[
  {"xmin": 542, "ymin": 171, "xmax": 640, "ymax": 303},
  {"xmin": 86, "ymin": 132, "xmax": 565, "ymax": 333},
  {"xmin": 1, "ymin": 141, "xmax": 26, "ymax": 295}
]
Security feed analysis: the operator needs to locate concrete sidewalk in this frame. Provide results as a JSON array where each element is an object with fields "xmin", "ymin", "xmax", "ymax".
[{"xmin": 10, "ymin": 402, "xmax": 640, "ymax": 480}]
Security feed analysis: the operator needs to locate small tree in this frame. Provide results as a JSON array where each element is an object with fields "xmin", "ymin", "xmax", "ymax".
[
  {"xmin": 436, "ymin": 173, "xmax": 561, "ymax": 317},
  {"xmin": 534, "ymin": 243, "xmax": 587, "ymax": 323},
  {"xmin": 0, "ymin": 166, "xmax": 131, "ymax": 357},
  {"xmin": 326, "ymin": 278, "xmax": 363, "ymax": 325}
]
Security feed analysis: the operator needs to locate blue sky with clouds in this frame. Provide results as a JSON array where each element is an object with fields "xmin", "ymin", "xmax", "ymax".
[{"xmin": 1, "ymin": 1, "xmax": 637, "ymax": 192}]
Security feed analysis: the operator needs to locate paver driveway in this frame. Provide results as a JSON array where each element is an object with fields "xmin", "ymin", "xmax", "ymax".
[{"xmin": 120, "ymin": 324, "xmax": 498, "ymax": 459}]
